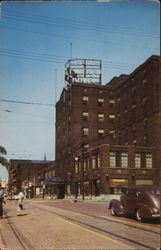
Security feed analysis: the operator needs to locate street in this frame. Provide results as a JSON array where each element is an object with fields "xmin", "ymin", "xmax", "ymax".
[{"xmin": 0, "ymin": 199, "xmax": 160, "ymax": 250}]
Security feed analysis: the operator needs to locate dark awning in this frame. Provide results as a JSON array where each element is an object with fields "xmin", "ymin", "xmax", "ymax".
[{"xmin": 46, "ymin": 177, "xmax": 65, "ymax": 185}]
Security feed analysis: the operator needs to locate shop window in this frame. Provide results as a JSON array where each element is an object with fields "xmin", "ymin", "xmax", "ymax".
[
  {"xmin": 135, "ymin": 153, "xmax": 141, "ymax": 168},
  {"xmin": 121, "ymin": 152, "xmax": 128, "ymax": 168},
  {"xmin": 146, "ymin": 154, "xmax": 152, "ymax": 168},
  {"xmin": 98, "ymin": 113, "xmax": 104, "ymax": 122},
  {"xmin": 110, "ymin": 152, "xmax": 116, "ymax": 168}
]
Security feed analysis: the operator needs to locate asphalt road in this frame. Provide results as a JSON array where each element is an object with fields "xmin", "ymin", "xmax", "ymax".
[{"xmin": 0, "ymin": 199, "xmax": 160, "ymax": 250}]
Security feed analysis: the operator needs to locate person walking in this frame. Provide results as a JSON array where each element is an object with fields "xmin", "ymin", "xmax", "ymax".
[
  {"xmin": 17, "ymin": 189, "xmax": 24, "ymax": 216},
  {"xmin": 0, "ymin": 187, "xmax": 5, "ymax": 219}
]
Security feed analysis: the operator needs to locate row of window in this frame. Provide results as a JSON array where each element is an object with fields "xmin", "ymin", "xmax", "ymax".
[
  {"xmin": 83, "ymin": 96, "xmax": 115, "ymax": 106},
  {"xmin": 83, "ymin": 112, "xmax": 115, "ymax": 121},
  {"xmin": 82, "ymin": 128, "xmax": 115, "ymax": 137},
  {"xmin": 110, "ymin": 152, "xmax": 152, "ymax": 168},
  {"xmin": 74, "ymin": 152, "xmax": 152, "ymax": 173}
]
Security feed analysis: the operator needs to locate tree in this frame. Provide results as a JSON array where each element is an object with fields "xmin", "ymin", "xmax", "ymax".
[{"xmin": 0, "ymin": 145, "xmax": 8, "ymax": 170}]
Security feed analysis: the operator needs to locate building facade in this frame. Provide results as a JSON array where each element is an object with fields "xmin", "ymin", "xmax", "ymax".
[
  {"xmin": 55, "ymin": 55, "xmax": 160, "ymax": 196},
  {"xmin": 8, "ymin": 159, "xmax": 55, "ymax": 197}
]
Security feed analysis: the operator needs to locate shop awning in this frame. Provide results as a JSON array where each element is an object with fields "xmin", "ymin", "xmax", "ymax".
[{"xmin": 46, "ymin": 177, "xmax": 65, "ymax": 185}]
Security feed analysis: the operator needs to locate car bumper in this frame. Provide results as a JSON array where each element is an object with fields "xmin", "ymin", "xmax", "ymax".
[{"xmin": 152, "ymin": 214, "xmax": 160, "ymax": 218}]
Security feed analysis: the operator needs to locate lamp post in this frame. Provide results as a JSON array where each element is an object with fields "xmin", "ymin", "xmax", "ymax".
[
  {"xmin": 81, "ymin": 144, "xmax": 85, "ymax": 201},
  {"xmin": 74, "ymin": 157, "xmax": 80, "ymax": 201},
  {"xmin": 66, "ymin": 172, "xmax": 72, "ymax": 196}
]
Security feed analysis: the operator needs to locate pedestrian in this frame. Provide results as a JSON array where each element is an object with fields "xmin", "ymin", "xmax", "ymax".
[
  {"xmin": 17, "ymin": 189, "xmax": 24, "ymax": 216},
  {"xmin": 0, "ymin": 187, "xmax": 5, "ymax": 219}
]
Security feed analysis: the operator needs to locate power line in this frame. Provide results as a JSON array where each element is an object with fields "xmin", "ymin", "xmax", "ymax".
[
  {"xmin": 0, "ymin": 99, "xmax": 55, "ymax": 106},
  {"xmin": 1, "ymin": 24, "xmax": 159, "ymax": 53},
  {"xmin": 2, "ymin": 9, "xmax": 159, "ymax": 39},
  {"xmin": 0, "ymin": 48, "xmax": 154, "ymax": 71}
]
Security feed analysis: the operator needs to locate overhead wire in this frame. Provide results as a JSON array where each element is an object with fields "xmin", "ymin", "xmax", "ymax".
[
  {"xmin": 0, "ymin": 47, "xmax": 153, "ymax": 71},
  {"xmin": 1, "ymin": 24, "xmax": 159, "ymax": 53},
  {"xmin": 2, "ymin": 9, "xmax": 159, "ymax": 39}
]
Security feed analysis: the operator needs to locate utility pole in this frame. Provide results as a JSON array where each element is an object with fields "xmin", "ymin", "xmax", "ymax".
[
  {"xmin": 81, "ymin": 143, "xmax": 85, "ymax": 201},
  {"xmin": 55, "ymin": 68, "xmax": 57, "ymax": 105},
  {"xmin": 70, "ymin": 42, "xmax": 72, "ymax": 59}
]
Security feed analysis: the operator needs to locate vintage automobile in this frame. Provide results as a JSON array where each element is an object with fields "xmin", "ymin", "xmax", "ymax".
[{"xmin": 109, "ymin": 186, "xmax": 160, "ymax": 222}]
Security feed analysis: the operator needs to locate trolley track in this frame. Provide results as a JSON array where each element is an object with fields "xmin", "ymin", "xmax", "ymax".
[
  {"xmin": 41, "ymin": 201, "xmax": 160, "ymax": 234},
  {"xmin": 28, "ymin": 203, "xmax": 160, "ymax": 250},
  {"xmin": 4, "ymin": 210, "xmax": 34, "ymax": 250}
]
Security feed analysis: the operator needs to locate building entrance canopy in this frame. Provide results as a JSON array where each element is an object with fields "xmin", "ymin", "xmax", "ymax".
[{"xmin": 46, "ymin": 177, "xmax": 65, "ymax": 186}]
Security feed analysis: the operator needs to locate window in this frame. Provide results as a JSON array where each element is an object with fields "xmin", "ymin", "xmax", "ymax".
[
  {"xmin": 98, "ymin": 155, "xmax": 100, "ymax": 168},
  {"xmin": 110, "ymin": 152, "xmax": 116, "ymax": 168},
  {"xmin": 109, "ymin": 114, "xmax": 115, "ymax": 121},
  {"xmin": 75, "ymin": 158, "xmax": 80, "ymax": 173},
  {"xmin": 109, "ymin": 99, "xmax": 115, "ymax": 108},
  {"xmin": 109, "ymin": 99, "xmax": 115, "ymax": 104},
  {"xmin": 98, "ymin": 113, "xmax": 104, "ymax": 122},
  {"xmin": 83, "ymin": 96, "xmax": 88, "ymax": 105},
  {"xmin": 121, "ymin": 152, "xmax": 128, "ymax": 168},
  {"xmin": 83, "ymin": 112, "xmax": 89, "ymax": 121},
  {"xmin": 146, "ymin": 154, "xmax": 152, "ymax": 168},
  {"xmin": 84, "ymin": 144, "xmax": 89, "ymax": 151},
  {"xmin": 83, "ymin": 160, "xmax": 87, "ymax": 172},
  {"xmin": 109, "ymin": 130, "xmax": 115, "ymax": 138},
  {"xmin": 135, "ymin": 153, "xmax": 141, "ymax": 168},
  {"xmin": 98, "ymin": 98, "xmax": 104, "ymax": 106},
  {"xmin": 92, "ymin": 154, "xmax": 100, "ymax": 169},
  {"xmin": 83, "ymin": 128, "xmax": 89, "ymax": 136},
  {"xmin": 92, "ymin": 155, "xmax": 96, "ymax": 169},
  {"xmin": 75, "ymin": 163, "xmax": 79, "ymax": 173},
  {"xmin": 84, "ymin": 157, "xmax": 89, "ymax": 172},
  {"xmin": 98, "ymin": 129, "xmax": 104, "ymax": 136}
]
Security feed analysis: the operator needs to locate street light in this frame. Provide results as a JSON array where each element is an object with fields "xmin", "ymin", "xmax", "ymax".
[{"xmin": 66, "ymin": 172, "xmax": 72, "ymax": 196}]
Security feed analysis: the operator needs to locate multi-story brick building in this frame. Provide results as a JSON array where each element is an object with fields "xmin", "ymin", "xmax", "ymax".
[
  {"xmin": 56, "ymin": 55, "xmax": 160, "ymax": 195},
  {"xmin": 8, "ymin": 159, "xmax": 55, "ymax": 197}
]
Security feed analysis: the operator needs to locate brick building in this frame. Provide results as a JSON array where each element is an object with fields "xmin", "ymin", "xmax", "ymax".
[
  {"xmin": 55, "ymin": 55, "xmax": 160, "ymax": 196},
  {"xmin": 8, "ymin": 159, "xmax": 55, "ymax": 197}
]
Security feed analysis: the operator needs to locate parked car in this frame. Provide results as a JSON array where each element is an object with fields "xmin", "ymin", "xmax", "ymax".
[{"xmin": 109, "ymin": 186, "xmax": 160, "ymax": 222}]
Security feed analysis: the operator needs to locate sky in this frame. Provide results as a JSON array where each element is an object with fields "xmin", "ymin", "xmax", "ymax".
[{"xmin": 0, "ymin": 0, "xmax": 160, "ymax": 180}]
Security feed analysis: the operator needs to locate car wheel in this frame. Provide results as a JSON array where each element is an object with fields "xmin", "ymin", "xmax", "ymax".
[
  {"xmin": 136, "ymin": 209, "xmax": 143, "ymax": 222},
  {"xmin": 111, "ymin": 205, "xmax": 117, "ymax": 216}
]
